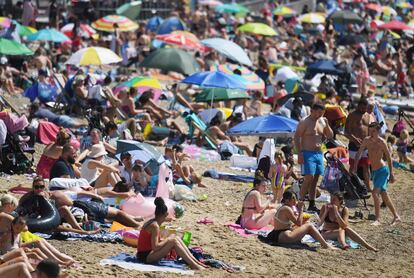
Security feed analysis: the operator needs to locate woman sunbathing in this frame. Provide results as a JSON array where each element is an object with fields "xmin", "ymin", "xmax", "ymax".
[
  {"xmin": 137, "ymin": 197, "xmax": 206, "ymax": 270},
  {"xmin": 267, "ymin": 191, "xmax": 337, "ymax": 249},
  {"xmin": 319, "ymin": 192, "xmax": 378, "ymax": 251},
  {"xmin": 239, "ymin": 172, "xmax": 276, "ymax": 229}
]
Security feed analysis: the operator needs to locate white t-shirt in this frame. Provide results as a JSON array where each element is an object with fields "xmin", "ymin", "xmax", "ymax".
[{"xmin": 80, "ymin": 159, "xmax": 99, "ymax": 183}]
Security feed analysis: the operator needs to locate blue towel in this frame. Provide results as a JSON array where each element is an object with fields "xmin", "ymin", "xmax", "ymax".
[
  {"xmin": 108, "ymin": 253, "xmax": 188, "ymax": 270},
  {"xmin": 203, "ymin": 169, "xmax": 254, "ymax": 183}
]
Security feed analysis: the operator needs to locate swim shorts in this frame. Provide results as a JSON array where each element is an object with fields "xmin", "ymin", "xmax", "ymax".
[
  {"xmin": 73, "ymin": 200, "xmax": 109, "ymax": 223},
  {"xmin": 371, "ymin": 166, "xmax": 390, "ymax": 192},
  {"xmin": 301, "ymin": 150, "xmax": 324, "ymax": 175}
]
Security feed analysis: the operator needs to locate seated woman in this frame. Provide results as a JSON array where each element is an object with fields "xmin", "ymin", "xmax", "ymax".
[
  {"xmin": 266, "ymin": 191, "xmax": 336, "ymax": 249},
  {"xmin": 119, "ymin": 87, "xmax": 152, "ymax": 123},
  {"xmin": 239, "ymin": 172, "xmax": 276, "ymax": 229},
  {"xmin": 36, "ymin": 128, "xmax": 71, "ymax": 179},
  {"xmin": 319, "ymin": 192, "xmax": 378, "ymax": 251},
  {"xmin": 137, "ymin": 197, "xmax": 205, "ymax": 270},
  {"xmin": 248, "ymin": 91, "xmax": 263, "ymax": 117}
]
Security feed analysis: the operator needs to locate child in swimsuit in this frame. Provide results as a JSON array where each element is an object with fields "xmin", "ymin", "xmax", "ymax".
[
  {"xmin": 270, "ymin": 151, "xmax": 288, "ymax": 203},
  {"xmin": 397, "ymin": 130, "xmax": 412, "ymax": 164}
]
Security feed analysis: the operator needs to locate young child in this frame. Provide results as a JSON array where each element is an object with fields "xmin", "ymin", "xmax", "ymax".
[
  {"xmin": 270, "ymin": 151, "xmax": 288, "ymax": 203},
  {"xmin": 397, "ymin": 130, "xmax": 413, "ymax": 164},
  {"xmin": 386, "ymin": 135, "xmax": 397, "ymax": 161}
]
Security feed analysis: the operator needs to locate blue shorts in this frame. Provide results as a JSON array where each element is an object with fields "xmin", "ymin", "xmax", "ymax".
[
  {"xmin": 371, "ymin": 166, "xmax": 389, "ymax": 192},
  {"xmin": 301, "ymin": 150, "xmax": 324, "ymax": 175},
  {"xmin": 56, "ymin": 115, "xmax": 76, "ymax": 128}
]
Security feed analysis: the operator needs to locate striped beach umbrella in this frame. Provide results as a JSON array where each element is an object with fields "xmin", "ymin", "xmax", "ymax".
[
  {"xmin": 155, "ymin": 31, "xmax": 202, "ymax": 50},
  {"xmin": 92, "ymin": 15, "xmax": 138, "ymax": 32},
  {"xmin": 65, "ymin": 47, "xmax": 122, "ymax": 66},
  {"xmin": 0, "ymin": 17, "xmax": 11, "ymax": 28},
  {"xmin": 113, "ymin": 76, "xmax": 162, "ymax": 100},
  {"xmin": 60, "ymin": 23, "xmax": 96, "ymax": 38},
  {"xmin": 299, "ymin": 13, "xmax": 326, "ymax": 24},
  {"xmin": 213, "ymin": 64, "xmax": 265, "ymax": 91}
]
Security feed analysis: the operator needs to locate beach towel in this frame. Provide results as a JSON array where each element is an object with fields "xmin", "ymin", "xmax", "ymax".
[
  {"xmin": 49, "ymin": 230, "xmax": 122, "ymax": 243},
  {"xmin": 99, "ymin": 253, "xmax": 194, "ymax": 275},
  {"xmin": 37, "ymin": 121, "xmax": 80, "ymax": 148},
  {"xmin": 301, "ymin": 234, "xmax": 360, "ymax": 249},
  {"xmin": 225, "ymin": 223, "xmax": 272, "ymax": 237},
  {"xmin": 203, "ymin": 169, "xmax": 254, "ymax": 183}
]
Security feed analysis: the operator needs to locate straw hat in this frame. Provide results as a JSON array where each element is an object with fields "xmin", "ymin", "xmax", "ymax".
[{"xmin": 89, "ymin": 144, "xmax": 108, "ymax": 158}]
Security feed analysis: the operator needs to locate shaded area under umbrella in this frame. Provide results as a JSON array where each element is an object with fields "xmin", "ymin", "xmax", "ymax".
[{"xmin": 277, "ymin": 91, "xmax": 315, "ymax": 107}]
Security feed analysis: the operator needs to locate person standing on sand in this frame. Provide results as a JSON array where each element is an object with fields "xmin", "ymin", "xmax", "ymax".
[
  {"xmin": 352, "ymin": 122, "xmax": 401, "ymax": 226},
  {"xmin": 294, "ymin": 103, "xmax": 333, "ymax": 212}
]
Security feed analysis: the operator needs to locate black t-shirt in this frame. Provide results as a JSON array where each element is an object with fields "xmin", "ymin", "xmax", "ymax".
[{"xmin": 50, "ymin": 158, "xmax": 75, "ymax": 179}]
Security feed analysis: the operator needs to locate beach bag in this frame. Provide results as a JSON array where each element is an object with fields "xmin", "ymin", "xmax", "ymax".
[
  {"xmin": 392, "ymin": 120, "xmax": 406, "ymax": 138},
  {"xmin": 218, "ymin": 140, "xmax": 240, "ymax": 160},
  {"xmin": 320, "ymin": 163, "xmax": 342, "ymax": 192}
]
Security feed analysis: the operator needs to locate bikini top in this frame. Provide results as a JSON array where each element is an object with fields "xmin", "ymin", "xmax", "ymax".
[
  {"xmin": 241, "ymin": 189, "xmax": 257, "ymax": 212},
  {"xmin": 324, "ymin": 207, "xmax": 345, "ymax": 224},
  {"xmin": 274, "ymin": 205, "xmax": 293, "ymax": 227}
]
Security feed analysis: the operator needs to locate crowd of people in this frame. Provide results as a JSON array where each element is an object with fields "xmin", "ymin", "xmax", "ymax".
[{"xmin": 0, "ymin": 0, "xmax": 412, "ymax": 275}]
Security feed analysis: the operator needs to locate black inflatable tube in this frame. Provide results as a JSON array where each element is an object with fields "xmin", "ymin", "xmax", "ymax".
[{"xmin": 17, "ymin": 195, "xmax": 61, "ymax": 233}]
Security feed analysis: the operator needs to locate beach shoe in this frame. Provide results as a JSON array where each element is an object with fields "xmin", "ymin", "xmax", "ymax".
[{"xmin": 307, "ymin": 205, "xmax": 320, "ymax": 214}]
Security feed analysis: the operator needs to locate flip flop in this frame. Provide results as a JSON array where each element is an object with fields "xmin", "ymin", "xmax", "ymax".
[{"xmin": 197, "ymin": 218, "xmax": 214, "ymax": 225}]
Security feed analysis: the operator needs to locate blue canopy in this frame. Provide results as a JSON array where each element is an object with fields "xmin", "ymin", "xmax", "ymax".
[
  {"xmin": 201, "ymin": 38, "xmax": 252, "ymax": 67},
  {"xmin": 157, "ymin": 17, "xmax": 185, "ymax": 34},
  {"xmin": 181, "ymin": 71, "xmax": 247, "ymax": 90},
  {"xmin": 146, "ymin": 16, "xmax": 164, "ymax": 32},
  {"xmin": 307, "ymin": 60, "xmax": 344, "ymax": 75},
  {"xmin": 227, "ymin": 114, "xmax": 298, "ymax": 137},
  {"xmin": 27, "ymin": 28, "xmax": 69, "ymax": 43}
]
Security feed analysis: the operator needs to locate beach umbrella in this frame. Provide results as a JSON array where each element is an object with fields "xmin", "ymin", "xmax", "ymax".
[
  {"xmin": 330, "ymin": 10, "xmax": 363, "ymax": 24},
  {"xmin": 397, "ymin": 2, "xmax": 413, "ymax": 9},
  {"xmin": 215, "ymin": 3, "xmax": 249, "ymax": 15},
  {"xmin": 27, "ymin": 28, "xmax": 69, "ymax": 42},
  {"xmin": 378, "ymin": 20, "xmax": 413, "ymax": 31},
  {"xmin": 116, "ymin": 1, "xmax": 142, "ymax": 20},
  {"xmin": 227, "ymin": 114, "xmax": 298, "ymax": 137},
  {"xmin": 299, "ymin": 13, "xmax": 326, "ymax": 24},
  {"xmin": 16, "ymin": 24, "xmax": 37, "ymax": 37},
  {"xmin": 113, "ymin": 76, "xmax": 162, "ymax": 100},
  {"xmin": 273, "ymin": 6, "xmax": 296, "ymax": 16},
  {"xmin": 338, "ymin": 34, "xmax": 367, "ymax": 45},
  {"xmin": 277, "ymin": 91, "xmax": 315, "ymax": 107},
  {"xmin": 116, "ymin": 140, "xmax": 164, "ymax": 163},
  {"xmin": 140, "ymin": 48, "xmax": 200, "ymax": 75},
  {"xmin": 60, "ymin": 23, "xmax": 96, "ymax": 38},
  {"xmin": 182, "ymin": 71, "xmax": 247, "ymax": 90},
  {"xmin": 146, "ymin": 16, "xmax": 163, "ymax": 32},
  {"xmin": 274, "ymin": 66, "xmax": 299, "ymax": 82},
  {"xmin": 155, "ymin": 31, "xmax": 202, "ymax": 50},
  {"xmin": 92, "ymin": 15, "xmax": 138, "ymax": 32},
  {"xmin": 157, "ymin": 17, "xmax": 186, "ymax": 35},
  {"xmin": 199, "ymin": 0, "xmax": 223, "ymax": 7},
  {"xmin": 365, "ymin": 3, "xmax": 382, "ymax": 13},
  {"xmin": 307, "ymin": 60, "xmax": 344, "ymax": 75},
  {"xmin": 213, "ymin": 63, "xmax": 265, "ymax": 91},
  {"xmin": 65, "ymin": 47, "xmax": 122, "ymax": 66},
  {"xmin": 0, "ymin": 38, "xmax": 33, "ymax": 55},
  {"xmin": 237, "ymin": 22, "xmax": 278, "ymax": 36},
  {"xmin": 382, "ymin": 6, "xmax": 397, "ymax": 17},
  {"xmin": 201, "ymin": 37, "xmax": 252, "ymax": 67},
  {"xmin": 195, "ymin": 88, "xmax": 249, "ymax": 102},
  {"xmin": 0, "ymin": 17, "xmax": 11, "ymax": 28}
]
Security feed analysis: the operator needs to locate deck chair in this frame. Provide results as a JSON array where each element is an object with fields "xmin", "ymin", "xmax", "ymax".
[
  {"xmin": 0, "ymin": 94, "xmax": 22, "ymax": 116},
  {"xmin": 184, "ymin": 112, "xmax": 217, "ymax": 150},
  {"xmin": 51, "ymin": 73, "xmax": 70, "ymax": 112}
]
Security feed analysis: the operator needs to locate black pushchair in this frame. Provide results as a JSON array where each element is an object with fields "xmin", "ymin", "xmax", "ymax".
[
  {"xmin": 321, "ymin": 152, "xmax": 370, "ymax": 218},
  {"xmin": 0, "ymin": 133, "xmax": 34, "ymax": 175}
]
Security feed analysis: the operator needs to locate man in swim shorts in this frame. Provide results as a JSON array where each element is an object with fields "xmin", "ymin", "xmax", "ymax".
[
  {"xmin": 345, "ymin": 98, "xmax": 373, "ymax": 191},
  {"xmin": 294, "ymin": 103, "xmax": 333, "ymax": 212},
  {"xmin": 352, "ymin": 122, "xmax": 401, "ymax": 226}
]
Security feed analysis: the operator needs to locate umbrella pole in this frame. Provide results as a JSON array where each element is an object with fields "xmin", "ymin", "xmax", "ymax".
[{"xmin": 209, "ymin": 89, "xmax": 214, "ymax": 121}]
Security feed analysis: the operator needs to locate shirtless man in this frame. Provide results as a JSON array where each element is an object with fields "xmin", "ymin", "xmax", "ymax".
[
  {"xmin": 32, "ymin": 48, "xmax": 53, "ymax": 72},
  {"xmin": 344, "ymin": 98, "xmax": 373, "ymax": 191},
  {"xmin": 294, "ymin": 103, "xmax": 333, "ymax": 212},
  {"xmin": 352, "ymin": 122, "xmax": 401, "ymax": 226}
]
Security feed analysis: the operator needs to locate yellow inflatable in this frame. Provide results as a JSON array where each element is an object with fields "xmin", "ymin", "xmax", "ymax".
[{"xmin": 20, "ymin": 231, "xmax": 42, "ymax": 244}]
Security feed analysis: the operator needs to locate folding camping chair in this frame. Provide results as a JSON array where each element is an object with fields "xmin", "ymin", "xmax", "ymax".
[{"xmin": 184, "ymin": 112, "xmax": 217, "ymax": 150}]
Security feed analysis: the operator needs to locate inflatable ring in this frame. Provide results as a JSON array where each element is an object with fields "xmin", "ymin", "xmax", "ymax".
[
  {"xmin": 17, "ymin": 195, "xmax": 61, "ymax": 233},
  {"xmin": 121, "ymin": 194, "xmax": 181, "ymax": 219},
  {"xmin": 123, "ymin": 230, "xmax": 140, "ymax": 247}
]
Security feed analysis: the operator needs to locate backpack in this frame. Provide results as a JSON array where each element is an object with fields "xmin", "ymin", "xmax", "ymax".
[{"xmin": 392, "ymin": 120, "xmax": 406, "ymax": 138}]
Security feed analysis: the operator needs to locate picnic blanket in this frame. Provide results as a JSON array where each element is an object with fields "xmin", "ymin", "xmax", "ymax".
[
  {"xmin": 99, "ymin": 253, "xmax": 194, "ymax": 275},
  {"xmin": 225, "ymin": 223, "xmax": 272, "ymax": 237},
  {"xmin": 203, "ymin": 169, "xmax": 254, "ymax": 183}
]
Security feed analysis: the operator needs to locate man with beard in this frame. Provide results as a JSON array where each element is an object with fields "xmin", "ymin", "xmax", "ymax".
[{"xmin": 50, "ymin": 144, "xmax": 79, "ymax": 179}]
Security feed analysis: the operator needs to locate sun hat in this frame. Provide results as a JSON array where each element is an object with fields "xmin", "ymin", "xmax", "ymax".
[{"xmin": 89, "ymin": 144, "xmax": 108, "ymax": 158}]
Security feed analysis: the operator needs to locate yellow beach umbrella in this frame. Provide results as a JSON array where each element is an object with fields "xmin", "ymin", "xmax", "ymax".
[
  {"xmin": 382, "ymin": 6, "xmax": 397, "ymax": 17},
  {"xmin": 65, "ymin": 47, "xmax": 122, "ymax": 66},
  {"xmin": 397, "ymin": 2, "xmax": 413, "ymax": 9},
  {"xmin": 273, "ymin": 6, "xmax": 296, "ymax": 16},
  {"xmin": 299, "ymin": 13, "xmax": 326, "ymax": 24}
]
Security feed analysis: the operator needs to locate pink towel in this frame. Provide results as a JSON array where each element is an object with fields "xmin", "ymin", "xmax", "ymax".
[
  {"xmin": 0, "ymin": 111, "xmax": 29, "ymax": 134},
  {"xmin": 225, "ymin": 223, "xmax": 272, "ymax": 237}
]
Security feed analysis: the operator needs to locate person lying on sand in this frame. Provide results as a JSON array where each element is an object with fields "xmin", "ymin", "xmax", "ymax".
[
  {"xmin": 319, "ymin": 192, "xmax": 378, "ymax": 251},
  {"xmin": 265, "ymin": 191, "xmax": 338, "ymax": 250},
  {"xmin": 137, "ymin": 197, "xmax": 206, "ymax": 270},
  {"xmin": 352, "ymin": 122, "xmax": 401, "ymax": 226}
]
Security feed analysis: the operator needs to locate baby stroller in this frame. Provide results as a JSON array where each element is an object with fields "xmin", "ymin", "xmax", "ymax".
[
  {"xmin": 321, "ymin": 152, "xmax": 370, "ymax": 219},
  {"xmin": 1, "ymin": 133, "xmax": 34, "ymax": 175}
]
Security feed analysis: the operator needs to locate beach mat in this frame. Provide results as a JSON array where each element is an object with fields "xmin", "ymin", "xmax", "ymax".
[
  {"xmin": 225, "ymin": 223, "xmax": 272, "ymax": 237},
  {"xmin": 100, "ymin": 253, "xmax": 194, "ymax": 275},
  {"xmin": 203, "ymin": 170, "xmax": 255, "ymax": 183}
]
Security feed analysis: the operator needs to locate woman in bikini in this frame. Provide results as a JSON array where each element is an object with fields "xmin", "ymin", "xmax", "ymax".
[
  {"xmin": 136, "ymin": 197, "xmax": 205, "ymax": 270},
  {"xmin": 269, "ymin": 191, "xmax": 337, "ymax": 249},
  {"xmin": 319, "ymin": 192, "xmax": 378, "ymax": 251},
  {"xmin": 119, "ymin": 87, "xmax": 152, "ymax": 122},
  {"xmin": 240, "ymin": 172, "xmax": 276, "ymax": 229}
]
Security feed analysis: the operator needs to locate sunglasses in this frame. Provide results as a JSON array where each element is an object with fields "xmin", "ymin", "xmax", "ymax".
[{"xmin": 33, "ymin": 185, "xmax": 45, "ymax": 190}]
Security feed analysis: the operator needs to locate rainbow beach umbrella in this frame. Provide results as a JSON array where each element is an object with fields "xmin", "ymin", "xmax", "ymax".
[
  {"xmin": 0, "ymin": 17, "xmax": 11, "ymax": 28},
  {"xmin": 92, "ymin": 15, "xmax": 138, "ymax": 32},
  {"xmin": 213, "ymin": 64, "xmax": 265, "ymax": 91},
  {"xmin": 65, "ymin": 47, "xmax": 122, "ymax": 66},
  {"xmin": 114, "ymin": 76, "xmax": 162, "ymax": 100}
]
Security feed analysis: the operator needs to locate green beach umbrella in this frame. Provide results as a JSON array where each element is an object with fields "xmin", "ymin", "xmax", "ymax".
[
  {"xmin": 238, "ymin": 23, "xmax": 278, "ymax": 36},
  {"xmin": 116, "ymin": 1, "xmax": 142, "ymax": 20},
  {"xmin": 0, "ymin": 38, "xmax": 33, "ymax": 55},
  {"xmin": 195, "ymin": 88, "xmax": 249, "ymax": 102},
  {"xmin": 215, "ymin": 3, "xmax": 249, "ymax": 15},
  {"xmin": 140, "ymin": 48, "xmax": 200, "ymax": 75}
]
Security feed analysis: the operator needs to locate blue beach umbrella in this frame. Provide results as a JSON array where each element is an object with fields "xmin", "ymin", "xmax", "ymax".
[
  {"xmin": 227, "ymin": 114, "xmax": 298, "ymax": 137},
  {"xmin": 181, "ymin": 71, "xmax": 247, "ymax": 90},
  {"xmin": 307, "ymin": 60, "xmax": 344, "ymax": 76},
  {"xmin": 201, "ymin": 37, "xmax": 252, "ymax": 67},
  {"xmin": 27, "ymin": 28, "xmax": 69, "ymax": 42},
  {"xmin": 157, "ymin": 17, "xmax": 186, "ymax": 34},
  {"xmin": 146, "ymin": 16, "xmax": 164, "ymax": 32}
]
